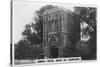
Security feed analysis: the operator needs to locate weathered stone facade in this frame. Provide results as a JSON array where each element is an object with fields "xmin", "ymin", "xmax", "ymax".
[{"xmin": 42, "ymin": 7, "xmax": 79, "ymax": 58}]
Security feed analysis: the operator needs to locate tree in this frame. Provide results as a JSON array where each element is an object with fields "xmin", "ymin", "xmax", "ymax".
[
  {"xmin": 15, "ymin": 40, "xmax": 32, "ymax": 59},
  {"xmin": 80, "ymin": 7, "xmax": 96, "ymax": 48},
  {"xmin": 73, "ymin": 7, "xmax": 97, "ymax": 60}
]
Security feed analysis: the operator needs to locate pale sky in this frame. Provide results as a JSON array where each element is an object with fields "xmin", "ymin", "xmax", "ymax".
[{"xmin": 13, "ymin": 0, "xmax": 74, "ymax": 44}]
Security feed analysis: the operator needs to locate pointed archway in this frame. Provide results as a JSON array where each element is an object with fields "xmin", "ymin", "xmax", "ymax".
[{"xmin": 49, "ymin": 36, "xmax": 58, "ymax": 58}]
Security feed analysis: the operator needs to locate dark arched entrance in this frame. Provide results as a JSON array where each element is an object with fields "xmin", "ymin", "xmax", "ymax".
[{"xmin": 50, "ymin": 45, "xmax": 58, "ymax": 58}]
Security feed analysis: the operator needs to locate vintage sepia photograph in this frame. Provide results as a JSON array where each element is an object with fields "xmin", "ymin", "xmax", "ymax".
[{"xmin": 11, "ymin": 0, "xmax": 97, "ymax": 66}]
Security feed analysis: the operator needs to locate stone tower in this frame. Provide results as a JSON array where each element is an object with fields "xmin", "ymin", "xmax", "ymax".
[{"xmin": 42, "ymin": 7, "xmax": 79, "ymax": 58}]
